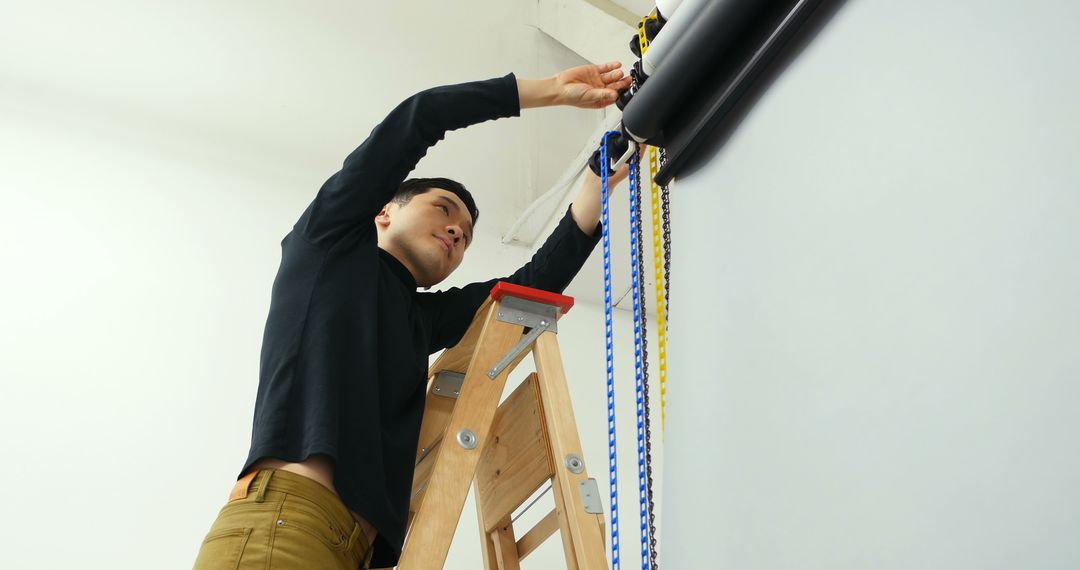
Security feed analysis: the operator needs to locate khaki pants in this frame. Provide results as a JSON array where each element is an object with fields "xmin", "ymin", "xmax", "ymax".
[{"xmin": 194, "ymin": 469, "xmax": 373, "ymax": 570}]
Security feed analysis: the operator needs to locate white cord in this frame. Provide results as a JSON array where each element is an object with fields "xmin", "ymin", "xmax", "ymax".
[{"xmin": 500, "ymin": 112, "xmax": 624, "ymax": 245}]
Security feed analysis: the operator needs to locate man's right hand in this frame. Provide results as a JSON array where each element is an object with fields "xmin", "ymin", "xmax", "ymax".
[{"xmin": 518, "ymin": 62, "xmax": 632, "ymax": 110}]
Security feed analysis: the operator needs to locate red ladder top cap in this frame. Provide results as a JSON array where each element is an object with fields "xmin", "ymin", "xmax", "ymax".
[{"xmin": 490, "ymin": 282, "xmax": 574, "ymax": 315}]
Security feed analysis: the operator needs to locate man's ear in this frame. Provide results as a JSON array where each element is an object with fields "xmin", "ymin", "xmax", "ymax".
[{"xmin": 374, "ymin": 204, "xmax": 394, "ymax": 229}]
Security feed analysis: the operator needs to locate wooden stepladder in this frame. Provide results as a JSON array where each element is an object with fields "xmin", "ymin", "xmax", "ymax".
[{"xmin": 398, "ymin": 282, "xmax": 608, "ymax": 569}]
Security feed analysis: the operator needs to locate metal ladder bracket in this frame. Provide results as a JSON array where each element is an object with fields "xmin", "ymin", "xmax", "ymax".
[
  {"xmin": 431, "ymin": 371, "xmax": 465, "ymax": 399},
  {"xmin": 487, "ymin": 296, "xmax": 560, "ymax": 379},
  {"xmin": 579, "ymin": 478, "xmax": 603, "ymax": 515},
  {"xmin": 496, "ymin": 296, "xmax": 560, "ymax": 332}
]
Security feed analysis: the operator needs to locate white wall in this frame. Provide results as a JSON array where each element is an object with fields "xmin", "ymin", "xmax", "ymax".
[
  {"xmin": 0, "ymin": 99, "xmax": 309, "ymax": 567},
  {"xmin": 663, "ymin": 1, "xmax": 1080, "ymax": 568},
  {"xmin": 0, "ymin": 95, "xmax": 664, "ymax": 569}
]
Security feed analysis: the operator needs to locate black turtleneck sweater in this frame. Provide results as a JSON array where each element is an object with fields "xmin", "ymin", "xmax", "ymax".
[{"xmin": 241, "ymin": 73, "xmax": 601, "ymax": 567}]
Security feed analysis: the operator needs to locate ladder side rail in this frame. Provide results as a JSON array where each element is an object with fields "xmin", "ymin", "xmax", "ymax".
[
  {"xmin": 398, "ymin": 302, "xmax": 527, "ymax": 569},
  {"xmin": 533, "ymin": 331, "xmax": 610, "ymax": 570}
]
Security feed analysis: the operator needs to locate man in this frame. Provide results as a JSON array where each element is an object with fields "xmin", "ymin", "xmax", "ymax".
[{"xmin": 194, "ymin": 62, "xmax": 632, "ymax": 569}]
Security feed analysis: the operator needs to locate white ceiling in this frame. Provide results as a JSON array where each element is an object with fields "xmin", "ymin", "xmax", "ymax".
[
  {"xmin": 608, "ymin": 0, "xmax": 660, "ymax": 16},
  {"xmin": 2, "ymin": 0, "xmax": 663, "ymax": 311}
]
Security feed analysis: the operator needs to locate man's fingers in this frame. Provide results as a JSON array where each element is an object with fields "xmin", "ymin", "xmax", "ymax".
[
  {"xmin": 600, "ymin": 68, "xmax": 626, "ymax": 83},
  {"xmin": 583, "ymin": 88, "xmax": 618, "ymax": 105}
]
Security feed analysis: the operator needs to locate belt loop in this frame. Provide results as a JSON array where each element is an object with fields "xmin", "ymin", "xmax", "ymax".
[
  {"xmin": 346, "ymin": 521, "xmax": 362, "ymax": 551},
  {"xmin": 362, "ymin": 534, "xmax": 374, "ymax": 569},
  {"xmin": 254, "ymin": 469, "xmax": 275, "ymax": 503},
  {"xmin": 346, "ymin": 522, "xmax": 370, "ymax": 564}
]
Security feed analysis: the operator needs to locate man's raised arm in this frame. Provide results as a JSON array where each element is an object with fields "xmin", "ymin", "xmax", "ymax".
[
  {"xmin": 294, "ymin": 75, "xmax": 520, "ymax": 245},
  {"xmin": 293, "ymin": 63, "xmax": 630, "ymax": 246}
]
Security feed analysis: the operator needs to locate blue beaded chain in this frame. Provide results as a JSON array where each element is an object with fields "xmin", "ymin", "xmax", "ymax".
[
  {"xmin": 600, "ymin": 132, "xmax": 622, "ymax": 570},
  {"xmin": 627, "ymin": 148, "xmax": 653, "ymax": 570}
]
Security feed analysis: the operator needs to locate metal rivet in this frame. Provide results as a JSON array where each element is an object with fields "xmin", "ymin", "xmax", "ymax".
[
  {"xmin": 565, "ymin": 453, "xmax": 585, "ymax": 474},
  {"xmin": 457, "ymin": 428, "xmax": 479, "ymax": 450},
  {"xmin": 276, "ymin": 519, "xmax": 284, "ymax": 526}
]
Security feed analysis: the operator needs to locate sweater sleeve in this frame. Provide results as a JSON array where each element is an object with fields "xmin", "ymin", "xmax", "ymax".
[
  {"xmin": 293, "ymin": 74, "xmax": 521, "ymax": 245},
  {"xmin": 419, "ymin": 206, "xmax": 602, "ymax": 352}
]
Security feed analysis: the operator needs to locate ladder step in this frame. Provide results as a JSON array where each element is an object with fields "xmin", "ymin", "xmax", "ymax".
[
  {"xmin": 516, "ymin": 509, "xmax": 560, "ymax": 561},
  {"xmin": 476, "ymin": 374, "xmax": 553, "ymax": 530}
]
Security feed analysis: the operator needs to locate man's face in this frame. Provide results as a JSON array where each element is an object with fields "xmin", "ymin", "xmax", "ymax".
[{"xmin": 375, "ymin": 188, "xmax": 474, "ymax": 288}]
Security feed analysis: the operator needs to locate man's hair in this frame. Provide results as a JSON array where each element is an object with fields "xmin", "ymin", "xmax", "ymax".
[{"xmin": 392, "ymin": 178, "xmax": 479, "ymax": 227}]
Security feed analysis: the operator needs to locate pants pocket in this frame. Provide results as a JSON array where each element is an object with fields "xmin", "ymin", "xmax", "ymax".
[
  {"xmin": 277, "ymin": 496, "xmax": 350, "ymax": 552},
  {"xmin": 193, "ymin": 527, "xmax": 252, "ymax": 570}
]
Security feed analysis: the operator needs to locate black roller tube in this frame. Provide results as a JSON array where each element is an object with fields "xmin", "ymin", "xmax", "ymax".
[
  {"xmin": 621, "ymin": 0, "xmax": 776, "ymax": 143},
  {"xmin": 653, "ymin": 0, "xmax": 826, "ymax": 186}
]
